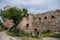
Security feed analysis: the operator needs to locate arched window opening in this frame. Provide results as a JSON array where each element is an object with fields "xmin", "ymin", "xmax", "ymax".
[
  {"xmin": 44, "ymin": 16, "xmax": 47, "ymax": 19},
  {"xmin": 34, "ymin": 29, "xmax": 39, "ymax": 34},
  {"xmin": 34, "ymin": 29, "xmax": 37, "ymax": 31},
  {"xmin": 26, "ymin": 23, "xmax": 29, "ymax": 30},
  {"xmin": 51, "ymin": 15, "xmax": 55, "ymax": 19}
]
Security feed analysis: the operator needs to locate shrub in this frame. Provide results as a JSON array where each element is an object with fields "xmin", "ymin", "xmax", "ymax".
[
  {"xmin": 7, "ymin": 27, "xmax": 31, "ymax": 37},
  {"xmin": 0, "ymin": 23, "xmax": 8, "ymax": 31}
]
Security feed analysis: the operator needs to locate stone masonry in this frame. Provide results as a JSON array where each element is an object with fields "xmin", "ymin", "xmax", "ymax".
[
  {"xmin": 18, "ymin": 9, "xmax": 60, "ymax": 33},
  {"xmin": 3, "ymin": 9, "xmax": 60, "ymax": 33}
]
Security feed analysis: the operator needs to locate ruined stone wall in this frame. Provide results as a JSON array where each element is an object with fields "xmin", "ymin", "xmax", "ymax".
[
  {"xmin": 29, "ymin": 10, "xmax": 60, "ymax": 33},
  {"xmin": 13, "ymin": 10, "xmax": 60, "ymax": 33}
]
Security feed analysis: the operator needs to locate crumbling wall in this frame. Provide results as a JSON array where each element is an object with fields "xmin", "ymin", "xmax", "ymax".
[
  {"xmin": 4, "ymin": 10, "xmax": 60, "ymax": 33},
  {"xmin": 29, "ymin": 10, "xmax": 60, "ymax": 33}
]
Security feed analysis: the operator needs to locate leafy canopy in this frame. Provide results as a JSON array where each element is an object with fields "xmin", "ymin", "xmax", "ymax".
[{"xmin": 1, "ymin": 7, "xmax": 28, "ymax": 24}]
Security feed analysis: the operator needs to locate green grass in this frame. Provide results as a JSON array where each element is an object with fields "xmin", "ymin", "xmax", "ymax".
[
  {"xmin": 21, "ymin": 37, "xmax": 42, "ymax": 40},
  {"xmin": 6, "ymin": 28, "xmax": 60, "ymax": 38},
  {"xmin": 48, "ymin": 33, "xmax": 60, "ymax": 38},
  {"xmin": 6, "ymin": 28, "xmax": 32, "ymax": 37},
  {"xmin": 40, "ymin": 31, "xmax": 60, "ymax": 38},
  {"xmin": 0, "ymin": 25, "xmax": 8, "ymax": 31},
  {"xmin": 5, "ymin": 30, "xmax": 60, "ymax": 40},
  {"xmin": 1, "ymin": 25, "xmax": 60, "ymax": 39},
  {"xmin": 6, "ymin": 29, "xmax": 41, "ymax": 40}
]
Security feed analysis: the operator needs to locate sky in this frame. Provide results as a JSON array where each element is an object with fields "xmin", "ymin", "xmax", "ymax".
[{"xmin": 0, "ymin": 0, "xmax": 60, "ymax": 14}]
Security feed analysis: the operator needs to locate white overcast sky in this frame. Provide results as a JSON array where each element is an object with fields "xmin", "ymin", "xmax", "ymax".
[{"xmin": 0, "ymin": 0, "xmax": 60, "ymax": 14}]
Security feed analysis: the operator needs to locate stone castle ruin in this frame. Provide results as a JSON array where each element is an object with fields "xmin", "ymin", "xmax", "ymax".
[
  {"xmin": 17, "ymin": 10, "xmax": 60, "ymax": 33},
  {"xmin": 3, "ymin": 6, "xmax": 60, "ymax": 33}
]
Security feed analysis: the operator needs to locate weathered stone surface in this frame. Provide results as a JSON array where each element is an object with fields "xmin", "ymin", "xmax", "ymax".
[
  {"xmin": 28, "ymin": 10, "xmax": 60, "ymax": 33},
  {"xmin": 3, "ymin": 10, "xmax": 60, "ymax": 33}
]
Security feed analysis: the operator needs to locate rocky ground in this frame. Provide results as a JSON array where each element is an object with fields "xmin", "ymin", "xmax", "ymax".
[{"xmin": 0, "ymin": 31, "xmax": 60, "ymax": 40}]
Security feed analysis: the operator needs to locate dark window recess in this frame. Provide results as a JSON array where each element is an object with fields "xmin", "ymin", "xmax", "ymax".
[
  {"xmin": 44, "ymin": 16, "xmax": 47, "ymax": 19},
  {"xmin": 34, "ymin": 29, "xmax": 37, "ymax": 31},
  {"xmin": 34, "ymin": 29, "xmax": 39, "ymax": 34},
  {"xmin": 34, "ymin": 17, "xmax": 36, "ymax": 19},
  {"xmin": 51, "ymin": 16, "xmax": 55, "ymax": 19},
  {"xmin": 39, "ymin": 17, "xmax": 41, "ymax": 20},
  {"xmin": 26, "ymin": 23, "xmax": 29, "ymax": 29}
]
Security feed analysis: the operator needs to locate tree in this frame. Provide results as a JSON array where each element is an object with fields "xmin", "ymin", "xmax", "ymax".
[{"xmin": 1, "ymin": 7, "xmax": 28, "ymax": 30}]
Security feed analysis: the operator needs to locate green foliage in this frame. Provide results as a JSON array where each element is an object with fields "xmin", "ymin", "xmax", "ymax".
[
  {"xmin": 42, "ymin": 30, "xmax": 51, "ymax": 34},
  {"xmin": 48, "ymin": 33, "xmax": 60, "ymax": 38},
  {"xmin": 7, "ymin": 28, "xmax": 40, "ymax": 38},
  {"xmin": 0, "ymin": 22, "xmax": 8, "ymax": 31},
  {"xmin": 1, "ymin": 7, "xmax": 28, "ymax": 24},
  {"xmin": 40, "ymin": 30, "xmax": 60, "ymax": 38},
  {"xmin": 21, "ymin": 37, "xmax": 41, "ymax": 40},
  {"xmin": 0, "ymin": 7, "xmax": 28, "ymax": 32},
  {"xmin": 7, "ymin": 28, "xmax": 31, "ymax": 37}
]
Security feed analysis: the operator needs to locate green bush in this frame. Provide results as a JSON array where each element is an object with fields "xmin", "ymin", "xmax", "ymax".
[
  {"xmin": 40, "ymin": 30, "xmax": 60, "ymax": 38},
  {"xmin": 7, "ymin": 28, "xmax": 31, "ymax": 37},
  {"xmin": 0, "ymin": 23, "xmax": 8, "ymax": 31},
  {"xmin": 7, "ymin": 28, "xmax": 40, "ymax": 38}
]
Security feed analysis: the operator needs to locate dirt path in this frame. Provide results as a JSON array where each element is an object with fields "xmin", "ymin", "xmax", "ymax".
[
  {"xmin": 43, "ymin": 37, "xmax": 60, "ymax": 40},
  {"xmin": 0, "ymin": 31, "xmax": 21, "ymax": 40}
]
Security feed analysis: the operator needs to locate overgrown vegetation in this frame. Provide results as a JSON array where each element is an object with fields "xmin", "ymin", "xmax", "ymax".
[
  {"xmin": 21, "ymin": 37, "xmax": 42, "ymax": 40},
  {"xmin": 0, "ymin": 7, "xmax": 28, "ymax": 31},
  {"xmin": 40, "ymin": 30, "xmax": 60, "ymax": 38},
  {"xmin": 7, "ymin": 28, "xmax": 31, "ymax": 37},
  {"xmin": 0, "ymin": 6, "xmax": 60, "ymax": 40},
  {"xmin": 0, "ymin": 6, "xmax": 40, "ymax": 38},
  {"xmin": 7, "ymin": 28, "xmax": 40, "ymax": 38},
  {"xmin": 0, "ymin": 21, "xmax": 8, "ymax": 31}
]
